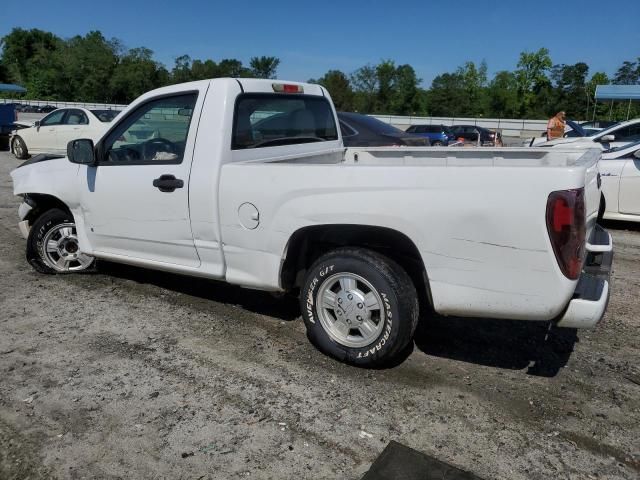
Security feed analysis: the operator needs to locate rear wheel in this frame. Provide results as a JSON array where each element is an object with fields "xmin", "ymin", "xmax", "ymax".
[
  {"xmin": 26, "ymin": 209, "xmax": 95, "ymax": 274},
  {"xmin": 12, "ymin": 136, "xmax": 28, "ymax": 160},
  {"xmin": 300, "ymin": 247, "xmax": 418, "ymax": 367}
]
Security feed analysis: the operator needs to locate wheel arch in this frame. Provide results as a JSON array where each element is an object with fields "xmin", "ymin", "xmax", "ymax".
[
  {"xmin": 22, "ymin": 193, "xmax": 73, "ymax": 225},
  {"xmin": 280, "ymin": 224, "xmax": 432, "ymax": 307}
]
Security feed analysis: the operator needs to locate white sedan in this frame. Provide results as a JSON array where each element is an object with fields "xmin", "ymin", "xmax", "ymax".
[
  {"xmin": 535, "ymin": 118, "xmax": 640, "ymax": 150},
  {"xmin": 10, "ymin": 108, "xmax": 120, "ymax": 159},
  {"xmin": 599, "ymin": 140, "xmax": 640, "ymax": 222}
]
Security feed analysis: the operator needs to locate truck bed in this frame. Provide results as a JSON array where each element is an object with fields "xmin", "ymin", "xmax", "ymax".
[{"xmin": 343, "ymin": 146, "xmax": 601, "ymax": 168}]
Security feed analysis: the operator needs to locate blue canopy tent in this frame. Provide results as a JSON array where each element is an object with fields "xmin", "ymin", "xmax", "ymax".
[
  {"xmin": 594, "ymin": 85, "xmax": 640, "ymax": 120},
  {"xmin": 0, "ymin": 83, "xmax": 27, "ymax": 93}
]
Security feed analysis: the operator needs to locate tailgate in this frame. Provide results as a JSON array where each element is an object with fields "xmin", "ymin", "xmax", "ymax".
[{"xmin": 581, "ymin": 148, "xmax": 603, "ymax": 242}]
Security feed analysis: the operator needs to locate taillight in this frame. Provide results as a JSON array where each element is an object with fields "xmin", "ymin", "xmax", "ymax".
[
  {"xmin": 546, "ymin": 189, "xmax": 586, "ymax": 280},
  {"xmin": 272, "ymin": 83, "xmax": 304, "ymax": 93}
]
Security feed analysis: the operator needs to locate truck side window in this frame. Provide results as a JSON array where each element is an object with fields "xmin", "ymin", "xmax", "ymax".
[
  {"xmin": 232, "ymin": 94, "xmax": 338, "ymax": 150},
  {"xmin": 101, "ymin": 93, "xmax": 198, "ymax": 164}
]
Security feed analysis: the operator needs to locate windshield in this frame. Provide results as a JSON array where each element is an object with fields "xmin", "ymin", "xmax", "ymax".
[
  {"xmin": 344, "ymin": 114, "xmax": 403, "ymax": 135},
  {"xmin": 91, "ymin": 109, "xmax": 121, "ymax": 122},
  {"xmin": 591, "ymin": 121, "xmax": 625, "ymax": 138},
  {"xmin": 604, "ymin": 139, "xmax": 640, "ymax": 153}
]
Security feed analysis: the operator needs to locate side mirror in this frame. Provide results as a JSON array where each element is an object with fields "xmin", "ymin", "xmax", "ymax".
[
  {"xmin": 599, "ymin": 134, "xmax": 615, "ymax": 142},
  {"xmin": 634, "ymin": 150, "xmax": 640, "ymax": 159},
  {"xmin": 67, "ymin": 139, "xmax": 96, "ymax": 165},
  {"xmin": 34, "ymin": 120, "xmax": 40, "ymax": 130}
]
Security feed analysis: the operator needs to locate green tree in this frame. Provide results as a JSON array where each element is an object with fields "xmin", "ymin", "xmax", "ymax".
[
  {"xmin": 249, "ymin": 56, "xmax": 280, "ymax": 79},
  {"xmin": 0, "ymin": 28, "xmax": 60, "ymax": 86},
  {"xmin": 217, "ymin": 59, "xmax": 248, "ymax": 77},
  {"xmin": 427, "ymin": 72, "xmax": 466, "ymax": 116},
  {"xmin": 375, "ymin": 60, "xmax": 396, "ymax": 112},
  {"xmin": 550, "ymin": 62, "xmax": 589, "ymax": 118},
  {"xmin": 110, "ymin": 47, "xmax": 166, "ymax": 103},
  {"xmin": 311, "ymin": 70, "xmax": 354, "ymax": 111},
  {"xmin": 613, "ymin": 59, "xmax": 640, "ymax": 85},
  {"xmin": 58, "ymin": 31, "xmax": 120, "ymax": 102},
  {"xmin": 456, "ymin": 60, "xmax": 488, "ymax": 116},
  {"xmin": 351, "ymin": 64, "xmax": 378, "ymax": 113},
  {"xmin": 515, "ymin": 48, "xmax": 552, "ymax": 117},
  {"xmin": 487, "ymin": 71, "xmax": 519, "ymax": 118},
  {"xmin": 190, "ymin": 59, "xmax": 218, "ymax": 80},
  {"xmin": 390, "ymin": 64, "xmax": 423, "ymax": 115},
  {"xmin": 585, "ymin": 72, "xmax": 610, "ymax": 119},
  {"xmin": 171, "ymin": 55, "xmax": 193, "ymax": 84}
]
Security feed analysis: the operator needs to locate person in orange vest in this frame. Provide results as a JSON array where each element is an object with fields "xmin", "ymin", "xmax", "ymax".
[{"xmin": 547, "ymin": 111, "xmax": 566, "ymax": 140}]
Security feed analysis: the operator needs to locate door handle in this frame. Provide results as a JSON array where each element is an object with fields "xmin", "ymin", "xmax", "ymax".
[{"xmin": 153, "ymin": 174, "xmax": 184, "ymax": 192}]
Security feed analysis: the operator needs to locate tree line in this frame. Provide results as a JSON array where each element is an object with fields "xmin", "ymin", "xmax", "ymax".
[
  {"xmin": 1, "ymin": 28, "xmax": 638, "ymax": 120},
  {"xmin": 0, "ymin": 28, "xmax": 280, "ymax": 104},
  {"xmin": 312, "ymin": 50, "xmax": 640, "ymax": 120}
]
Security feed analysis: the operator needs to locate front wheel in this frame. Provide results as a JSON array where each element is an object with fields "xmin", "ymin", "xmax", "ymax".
[
  {"xmin": 26, "ymin": 209, "xmax": 95, "ymax": 274},
  {"xmin": 300, "ymin": 248, "xmax": 418, "ymax": 367},
  {"xmin": 12, "ymin": 136, "xmax": 29, "ymax": 160}
]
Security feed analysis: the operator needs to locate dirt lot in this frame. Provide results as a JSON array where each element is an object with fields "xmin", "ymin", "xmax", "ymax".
[{"xmin": 0, "ymin": 150, "xmax": 638, "ymax": 480}]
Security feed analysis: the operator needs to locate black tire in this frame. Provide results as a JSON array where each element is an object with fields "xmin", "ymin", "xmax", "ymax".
[
  {"xmin": 300, "ymin": 247, "xmax": 418, "ymax": 367},
  {"xmin": 12, "ymin": 136, "xmax": 28, "ymax": 160},
  {"xmin": 432, "ymin": 141, "xmax": 444, "ymax": 147},
  {"xmin": 26, "ymin": 208, "xmax": 96, "ymax": 274}
]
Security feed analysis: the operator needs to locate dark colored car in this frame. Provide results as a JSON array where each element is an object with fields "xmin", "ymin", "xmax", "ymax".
[
  {"xmin": 338, "ymin": 112, "xmax": 430, "ymax": 147},
  {"xmin": 405, "ymin": 124, "xmax": 455, "ymax": 146},
  {"xmin": 38, "ymin": 105, "xmax": 57, "ymax": 113},
  {"xmin": 450, "ymin": 125, "xmax": 502, "ymax": 146},
  {"xmin": 18, "ymin": 104, "xmax": 39, "ymax": 113}
]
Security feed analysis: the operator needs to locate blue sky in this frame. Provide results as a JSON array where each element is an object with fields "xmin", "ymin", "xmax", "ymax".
[{"xmin": 1, "ymin": 0, "xmax": 638, "ymax": 86}]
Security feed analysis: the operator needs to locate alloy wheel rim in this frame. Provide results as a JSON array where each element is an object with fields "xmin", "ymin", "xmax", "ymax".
[
  {"xmin": 316, "ymin": 272, "xmax": 385, "ymax": 348},
  {"xmin": 41, "ymin": 222, "xmax": 93, "ymax": 272}
]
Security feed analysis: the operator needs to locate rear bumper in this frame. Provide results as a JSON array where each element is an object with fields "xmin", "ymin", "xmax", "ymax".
[{"xmin": 557, "ymin": 224, "xmax": 613, "ymax": 329}]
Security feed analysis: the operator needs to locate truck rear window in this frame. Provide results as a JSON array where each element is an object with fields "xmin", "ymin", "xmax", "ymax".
[{"xmin": 232, "ymin": 94, "xmax": 338, "ymax": 150}]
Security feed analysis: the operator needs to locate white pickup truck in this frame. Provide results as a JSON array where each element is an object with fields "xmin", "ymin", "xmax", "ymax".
[{"xmin": 11, "ymin": 78, "xmax": 613, "ymax": 367}]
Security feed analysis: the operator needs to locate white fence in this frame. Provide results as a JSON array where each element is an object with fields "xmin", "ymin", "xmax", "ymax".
[
  {"xmin": 1, "ymin": 98, "xmax": 127, "ymax": 110},
  {"xmin": 3, "ymin": 97, "xmax": 549, "ymax": 137}
]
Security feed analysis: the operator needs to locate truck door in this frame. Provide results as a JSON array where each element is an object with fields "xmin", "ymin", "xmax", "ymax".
[
  {"xmin": 79, "ymin": 93, "xmax": 202, "ymax": 267},
  {"xmin": 619, "ymin": 157, "xmax": 640, "ymax": 215}
]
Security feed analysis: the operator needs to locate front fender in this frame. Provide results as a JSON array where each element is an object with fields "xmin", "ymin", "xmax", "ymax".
[{"xmin": 11, "ymin": 157, "xmax": 81, "ymax": 208}]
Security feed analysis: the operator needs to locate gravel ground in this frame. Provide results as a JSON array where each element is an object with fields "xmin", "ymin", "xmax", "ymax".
[{"xmin": 0, "ymin": 150, "xmax": 638, "ymax": 480}]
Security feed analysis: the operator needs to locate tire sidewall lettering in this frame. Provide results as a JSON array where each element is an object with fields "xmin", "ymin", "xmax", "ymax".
[
  {"xmin": 305, "ymin": 264, "xmax": 335, "ymax": 324},
  {"xmin": 357, "ymin": 291, "xmax": 394, "ymax": 359}
]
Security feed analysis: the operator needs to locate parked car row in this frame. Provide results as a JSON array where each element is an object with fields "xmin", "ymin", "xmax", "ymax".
[
  {"xmin": 3, "ymin": 103, "xmax": 57, "ymax": 113},
  {"xmin": 406, "ymin": 124, "xmax": 502, "ymax": 146}
]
